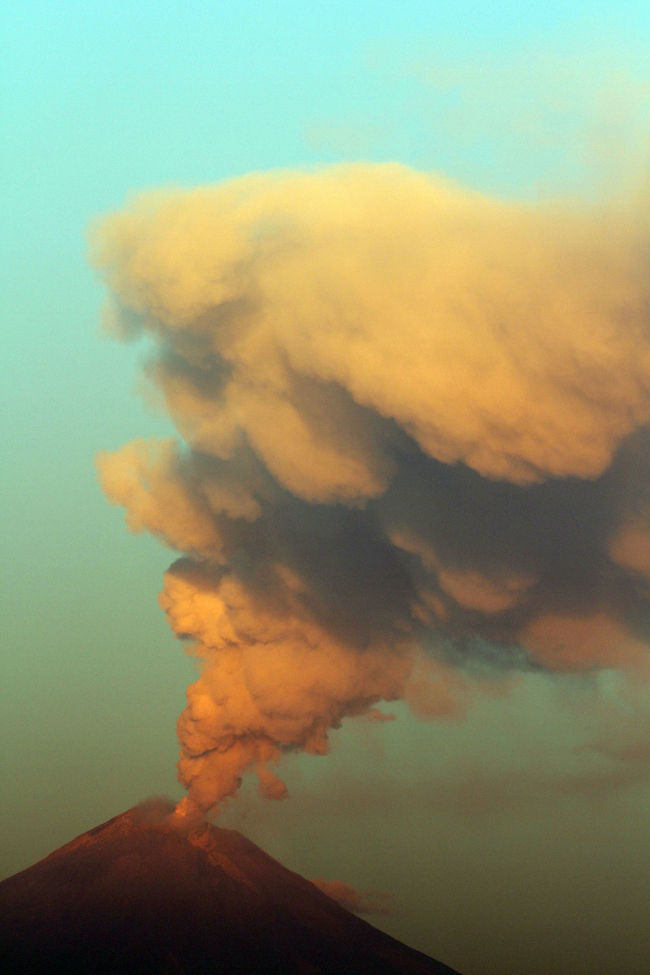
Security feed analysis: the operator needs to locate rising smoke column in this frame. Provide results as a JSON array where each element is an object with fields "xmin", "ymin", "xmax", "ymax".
[{"xmin": 91, "ymin": 164, "xmax": 650, "ymax": 812}]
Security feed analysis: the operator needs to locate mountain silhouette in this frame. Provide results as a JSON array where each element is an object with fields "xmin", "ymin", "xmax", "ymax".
[{"xmin": 0, "ymin": 799, "xmax": 461, "ymax": 974}]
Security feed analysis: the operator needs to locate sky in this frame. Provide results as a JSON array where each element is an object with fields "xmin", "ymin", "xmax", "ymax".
[{"xmin": 2, "ymin": 3, "xmax": 650, "ymax": 974}]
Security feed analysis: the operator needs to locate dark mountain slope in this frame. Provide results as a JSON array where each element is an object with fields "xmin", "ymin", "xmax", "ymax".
[{"xmin": 0, "ymin": 800, "xmax": 461, "ymax": 974}]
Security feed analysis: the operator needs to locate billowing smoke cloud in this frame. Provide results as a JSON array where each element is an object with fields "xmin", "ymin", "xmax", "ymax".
[{"xmin": 90, "ymin": 163, "xmax": 650, "ymax": 812}]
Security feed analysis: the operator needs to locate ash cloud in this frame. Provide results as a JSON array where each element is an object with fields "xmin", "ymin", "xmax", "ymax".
[
  {"xmin": 311, "ymin": 878, "xmax": 393, "ymax": 916},
  {"xmin": 91, "ymin": 163, "xmax": 650, "ymax": 811}
]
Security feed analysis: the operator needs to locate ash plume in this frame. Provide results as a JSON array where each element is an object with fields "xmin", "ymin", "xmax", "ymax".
[{"xmin": 90, "ymin": 163, "xmax": 650, "ymax": 812}]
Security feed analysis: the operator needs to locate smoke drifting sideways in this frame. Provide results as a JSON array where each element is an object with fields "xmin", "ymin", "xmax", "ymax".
[{"xmin": 90, "ymin": 163, "xmax": 650, "ymax": 813}]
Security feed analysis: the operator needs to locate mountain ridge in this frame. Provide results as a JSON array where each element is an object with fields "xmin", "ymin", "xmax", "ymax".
[{"xmin": 0, "ymin": 799, "xmax": 462, "ymax": 975}]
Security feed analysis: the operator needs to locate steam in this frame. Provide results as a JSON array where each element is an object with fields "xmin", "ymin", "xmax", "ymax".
[{"xmin": 91, "ymin": 163, "xmax": 650, "ymax": 812}]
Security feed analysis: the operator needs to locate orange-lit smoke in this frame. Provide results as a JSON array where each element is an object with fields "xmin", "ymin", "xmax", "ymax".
[
  {"xmin": 311, "ymin": 878, "xmax": 393, "ymax": 916},
  {"xmin": 91, "ymin": 164, "xmax": 650, "ymax": 811}
]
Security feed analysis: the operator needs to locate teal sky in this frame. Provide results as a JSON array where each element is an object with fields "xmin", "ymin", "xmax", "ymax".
[{"xmin": 2, "ymin": 4, "xmax": 650, "ymax": 974}]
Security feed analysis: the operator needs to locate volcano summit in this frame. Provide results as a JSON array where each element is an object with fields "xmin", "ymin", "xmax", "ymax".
[{"xmin": 0, "ymin": 800, "xmax": 460, "ymax": 974}]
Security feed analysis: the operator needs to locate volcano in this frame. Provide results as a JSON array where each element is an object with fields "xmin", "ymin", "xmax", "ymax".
[{"xmin": 0, "ymin": 800, "xmax": 461, "ymax": 974}]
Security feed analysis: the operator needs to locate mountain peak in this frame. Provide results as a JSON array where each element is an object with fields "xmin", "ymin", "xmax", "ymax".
[{"xmin": 0, "ymin": 799, "xmax": 461, "ymax": 974}]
